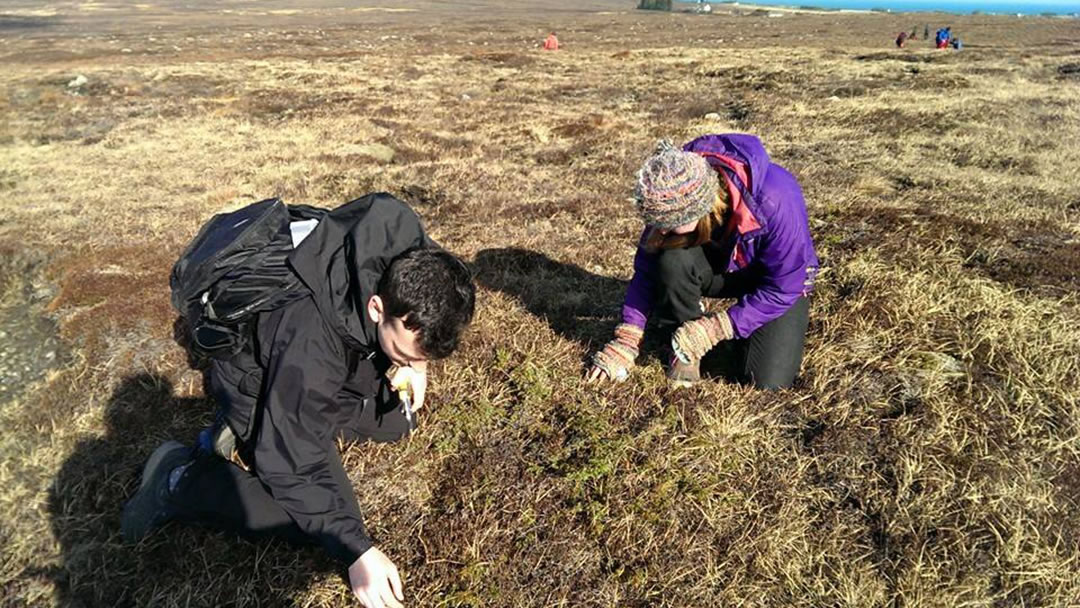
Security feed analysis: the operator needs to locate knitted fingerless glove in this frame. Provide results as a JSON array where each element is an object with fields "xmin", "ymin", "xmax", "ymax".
[
  {"xmin": 671, "ymin": 312, "xmax": 734, "ymax": 363},
  {"xmin": 592, "ymin": 323, "xmax": 644, "ymax": 381}
]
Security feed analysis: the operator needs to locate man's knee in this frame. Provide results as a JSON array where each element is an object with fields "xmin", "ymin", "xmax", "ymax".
[
  {"xmin": 338, "ymin": 422, "xmax": 411, "ymax": 445},
  {"xmin": 368, "ymin": 425, "xmax": 411, "ymax": 444}
]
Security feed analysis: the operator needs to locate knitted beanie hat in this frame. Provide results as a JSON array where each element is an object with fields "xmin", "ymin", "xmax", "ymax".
[{"xmin": 633, "ymin": 140, "xmax": 719, "ymax": 230}]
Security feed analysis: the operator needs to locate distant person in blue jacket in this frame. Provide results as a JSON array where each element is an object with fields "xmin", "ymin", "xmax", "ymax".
[{"xmin": 936, "ymin": 27, "xmax": 951, "ymax": 49}]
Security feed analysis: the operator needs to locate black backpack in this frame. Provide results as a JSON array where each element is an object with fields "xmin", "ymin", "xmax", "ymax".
[{"xmin": 170, "ymin": 198, "xmax": 311, "ymax": 359}]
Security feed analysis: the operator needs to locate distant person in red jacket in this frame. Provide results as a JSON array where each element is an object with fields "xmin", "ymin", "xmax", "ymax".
[
  {"xmin": 896, "ymin": 31, "xmax": 909, "ymax": 48},
  {"xmin": 543, "ymin": 32, "xmax": 559, "ymax": 51}
]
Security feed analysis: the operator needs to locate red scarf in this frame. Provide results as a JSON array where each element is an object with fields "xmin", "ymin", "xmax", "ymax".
[{"xmin": 696, "ymin": 152, "xmax": 761, "ymax": 268}]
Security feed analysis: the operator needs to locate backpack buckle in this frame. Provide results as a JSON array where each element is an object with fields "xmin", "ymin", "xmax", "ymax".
[{"xmin": 193, "ymin": 322, "xmax": 245, "ymax": 357}]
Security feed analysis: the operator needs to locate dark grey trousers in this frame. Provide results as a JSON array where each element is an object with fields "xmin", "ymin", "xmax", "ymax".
[
  {"xmin": 169, "ymin": 399, "xmax": 411, "ymax": 553},
  {"xmin": 653, "ymin": 244, "xmax": 810, "ymax": 390}
]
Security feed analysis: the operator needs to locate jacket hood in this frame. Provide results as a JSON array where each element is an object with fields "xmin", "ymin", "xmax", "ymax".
[
  {"xmin": 683, "ymin": 133, "xmax": 772, "ymax": 198},
  {"xmin": 287, "ymin": 193, "xmax": 432, "ymax": 354}
]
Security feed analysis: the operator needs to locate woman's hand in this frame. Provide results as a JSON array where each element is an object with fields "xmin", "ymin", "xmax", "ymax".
[
  {"xmin": 586, "ymin": 364, "xmax": 618, "ymax": 383},
  {"xmin": 587, "ymin": 323, "xmax": 643, "ymax": 383},
  {"xmin": 671, "ymin": 312, "xmax": 734, "ymax": 363}
]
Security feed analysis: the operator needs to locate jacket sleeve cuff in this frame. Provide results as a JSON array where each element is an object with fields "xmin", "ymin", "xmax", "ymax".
[
  {"xmin": 620, "ymin": 305, "xmax": 648, "ymax": 330},
  {"xmin": 329, "ymin": 533, "xmax": 374, "ymax": 566}
]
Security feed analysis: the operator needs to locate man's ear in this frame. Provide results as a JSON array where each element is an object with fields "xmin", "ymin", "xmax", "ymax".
[{"xmin": 367, "ymin": 295, "xmax": 384, "ymax": 324}]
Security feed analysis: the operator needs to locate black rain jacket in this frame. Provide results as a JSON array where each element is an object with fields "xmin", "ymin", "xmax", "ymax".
[{"xmin": 207, "ymin": 193, "xmax": 434, "ymax": 564}]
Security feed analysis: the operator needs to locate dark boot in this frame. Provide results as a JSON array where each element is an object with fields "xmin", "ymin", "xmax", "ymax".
[{"xmin": 121, "ymin": 440, "xmax": 192, "ymax": 542}]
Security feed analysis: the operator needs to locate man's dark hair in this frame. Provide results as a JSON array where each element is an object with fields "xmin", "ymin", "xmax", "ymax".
[{"xmin": 378, "ymin": 248, "xmax": 476, "ymax": 360}]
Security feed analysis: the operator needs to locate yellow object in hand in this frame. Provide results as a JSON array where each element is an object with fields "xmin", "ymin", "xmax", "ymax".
[
  {"xmin": 390, "ymin": 365, "xmax": 415, "ymax": 398},
  {"xmin": 389, "ymin": 365, "xmax": 416, "ymax": 427}
]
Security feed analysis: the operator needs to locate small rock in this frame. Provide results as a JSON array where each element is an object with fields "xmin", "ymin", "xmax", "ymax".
[
  {"xmin": 704, "ymin": 112, "xmax": 721, "ymax": 120},
  {"xmin": 121, "ymin": 48, "xmax": 133, "ymax": 53},
  {"xmin": 461, "ymin": 93, "xmax": 471, "ymax": 101},
  {"xmin": 67, "ymin": 74, "xmax": 88, "ymax": 88},
  {"xmin": 916, "ymin": 351, "xmax": 966, "ymax": 377}
]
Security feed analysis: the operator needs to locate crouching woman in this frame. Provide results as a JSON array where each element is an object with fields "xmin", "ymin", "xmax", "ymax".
[{"xmin": 588, "ymin": 134, "xmax": 818, "ymax": 390}]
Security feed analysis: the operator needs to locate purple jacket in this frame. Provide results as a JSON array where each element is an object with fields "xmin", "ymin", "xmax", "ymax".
[{"xmin": 621, "ymin": 134, "xmax": 818, "ymax": 338}]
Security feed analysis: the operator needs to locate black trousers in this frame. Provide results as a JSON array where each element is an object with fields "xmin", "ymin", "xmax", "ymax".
[
  {"xmin": 169, "ymin": 397, "xmax": 412, "ymax": 551},
  {"xmin": 653, "ymin": 244, "xmax": 809, "ymax": 390}
]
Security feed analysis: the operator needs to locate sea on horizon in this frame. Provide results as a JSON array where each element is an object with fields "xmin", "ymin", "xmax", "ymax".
[{"xmin": 706, "ymin": 0, "xmax": 1080, "ymax": 15}]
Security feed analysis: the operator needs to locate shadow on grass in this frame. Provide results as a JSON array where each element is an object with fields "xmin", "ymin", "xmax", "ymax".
[
  {"xmin": 471, "ymin": 247, "xmax": 627, "ymax": 352},
  {"xmin": 471, "ymin": 247, "xmax": 749, "ymax": 381},
  {"xmin": 45, "ymin": 373, "xmax": 329, "ymax": 606},
  {"xmin": 46, "ymin": 374, "xmax": 201, "ymax": 605}
]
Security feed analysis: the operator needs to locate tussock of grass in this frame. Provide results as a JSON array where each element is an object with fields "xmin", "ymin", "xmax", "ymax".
[{"xmin": 1, "ymin": 4, "xmax": 1079, "ymax": 607}]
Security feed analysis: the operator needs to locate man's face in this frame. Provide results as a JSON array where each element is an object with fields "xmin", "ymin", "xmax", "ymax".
[{"xmin": 367, "ymin": 295, "xmax": 427, "ymax": 368}]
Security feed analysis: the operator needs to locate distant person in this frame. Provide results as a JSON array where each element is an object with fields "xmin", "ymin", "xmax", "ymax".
[
  {"xmin": 910, "ymin": 26, "xmax": 918, "ymax": 40},
  {"xmin": 924, "ymin": 23, "xmax": 930, "ymax": 39},
  {"xmin": 543, "ymin": 31, "xmax": 559, "ymax": 51},
  {"xmin": 896, "ymin": 31, "xmax": 909, "ymax": 48},
  {"xmin": 936, "ymin": 27, "xmax": 951, "ymax": 49},
  {"xmin": 587, "ymin": 135, "xmax": 818, "ymax": 390},
  {"xmin": 951, "ymin": 37, "xmax": 962, "ymax": 50}
]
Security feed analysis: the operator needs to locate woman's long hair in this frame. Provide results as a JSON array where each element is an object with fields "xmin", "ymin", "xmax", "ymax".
[{"xmin": 644, "ymin": 190, "xmax": 731, "ymax": 252}]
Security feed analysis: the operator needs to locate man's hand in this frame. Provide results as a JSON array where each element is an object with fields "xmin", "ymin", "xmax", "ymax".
[
  {"xmin": 390, "ymin": 363, "xmax": 427, "ymax": 412},
  {"xmin": 349, "ymin": 547, "xmax": 404, "ymax": 608}
]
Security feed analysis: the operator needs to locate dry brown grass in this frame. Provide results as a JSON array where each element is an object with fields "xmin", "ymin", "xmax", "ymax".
[{"xmin": 2, "ymin": 2, "xmax": 1079, "ymax": 606}]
